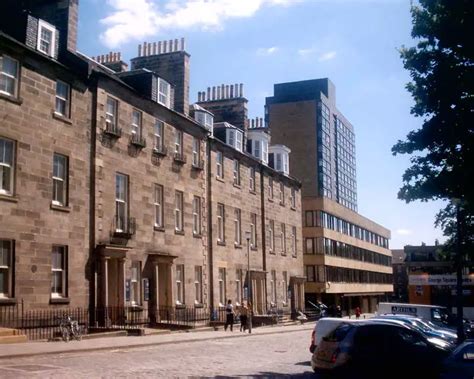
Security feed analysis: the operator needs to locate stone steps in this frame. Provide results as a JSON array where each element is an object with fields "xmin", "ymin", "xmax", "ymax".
[{"xmin": 0, "ymin": 328, "xmax": 27, "ymax": 344}]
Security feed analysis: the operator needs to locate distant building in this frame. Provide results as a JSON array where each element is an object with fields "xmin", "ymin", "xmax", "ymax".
[
  {"xmin": 266, "ymin": 78, "xmax": 393, "ymax": 314},
  {"xmin": 391, "ymin": 249, "xmax": 408, "ymax": 302}
]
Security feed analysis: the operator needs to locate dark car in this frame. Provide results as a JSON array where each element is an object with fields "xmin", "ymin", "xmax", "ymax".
[
  {"xmin": 441, "ymin": 340, "xmax": 474, "ymax": 379},
  {"xmin": 312, "ymin": 321, "xmax": 453, "ymax": 378}
]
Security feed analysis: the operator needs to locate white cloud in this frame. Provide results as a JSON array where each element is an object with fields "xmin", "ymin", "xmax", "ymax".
[
  {"xmin": 256, "ymin": 46, "xmax": 279, "ymax": 56},
  {"xmin": 396, "ymin": 229, "xmax": 413, "ymax": 236},
  {"xmin": 100, "ymin": 0, "xmax": 305, "ymax": 48},
  {"xmin": 297, "ymin": 47, "xmax": 316, "ymax": 56},
  {"xmin": 318, "ymin": 50, "xmax": 337, "ymax": 62}
]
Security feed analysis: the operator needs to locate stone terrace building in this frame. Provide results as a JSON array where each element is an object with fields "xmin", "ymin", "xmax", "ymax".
[
  {"xmin": 196, "ymin": 89, "xmax": 304, "ymax": 315},
  {"xmin": 0, "ymin": 0, "xmax": 91, "ymax": 309},
  {"xmin": 0, "ymin": 0, "xmax": 304, "ymax": 322}
]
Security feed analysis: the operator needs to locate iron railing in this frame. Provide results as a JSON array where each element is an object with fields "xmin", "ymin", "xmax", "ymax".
[{"xmin": 104, "ymin": 122, "xmax": 122, "ymax": 138}]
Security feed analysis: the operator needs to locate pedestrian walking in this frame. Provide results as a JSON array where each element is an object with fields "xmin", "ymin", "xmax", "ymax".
[
  {"xmin": 239, "ymin": 302, "xmax": 248, "ymax": 332},
  {"xmin": 224, "ymin": 299, "xmax": 234, "ymax": 331},
  {"xmin": 355, "ymin": 306, "xmax": 361, "ymax": 319}
]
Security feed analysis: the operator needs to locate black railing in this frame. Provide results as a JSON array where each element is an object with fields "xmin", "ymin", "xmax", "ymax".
[
  {"xmin": 130, "ymin": 134, "xmax": 147, "ymax": 148},
  {"xmin": 104, "ymin": 122, "xmax": 122, "ymax": 138},
  {"xmin": 113, "ymin": 216, "xmax": 136, "ymax": 238},
  {"xmin": 173, "ymin": 152, "xmax": 187, "ymax": 163},
  {"xmin": 0, "ymin": 301, "xmax": 89, "ymax": 341},
  {"xmin": 152, "ymin": 145, "xmax": 168, "ymax": 156},
  {"xmin": 192, "ymin": 160, "xmax": 204, "ymax": 170}
]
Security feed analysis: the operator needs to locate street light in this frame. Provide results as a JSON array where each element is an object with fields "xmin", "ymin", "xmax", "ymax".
[{"xmin": 245, "ymin": 230, "xmax": 252, "ymax": 334}]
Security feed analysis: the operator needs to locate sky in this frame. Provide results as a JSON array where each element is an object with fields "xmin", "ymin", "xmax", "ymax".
[{"xmin": 77, "ymin": 0, "xmax": 446, "ymax": 249}]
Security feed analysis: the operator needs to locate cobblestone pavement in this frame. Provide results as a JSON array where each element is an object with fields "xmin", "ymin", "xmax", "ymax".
[{"xmin": 0, "ymin": 329, "xmax": 317, "ymax": 378}]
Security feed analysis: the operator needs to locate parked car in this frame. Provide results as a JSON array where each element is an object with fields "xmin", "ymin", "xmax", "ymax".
[
  {"xmin": 372, "ymin": 314, "xmax": 458, "ymax": 344},
  {"xmin": 441, "ymin": 340, "xmax": 474, "ymax": 379},
  {"xmin": 311, "ymin": 320, "xmax": 453, "ymax": 378},
  {"xmin": 309, "ymin": 317, "xmax": 360, "ymax": 353}
]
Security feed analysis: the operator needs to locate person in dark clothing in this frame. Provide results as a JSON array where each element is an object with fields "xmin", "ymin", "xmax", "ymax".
[
  {"xmin": 239, "ymin": 302, "xmax": 248, "ymax": 332},
  {"xmin": 224, "ymin": 299, "xmax": 234, "ymax": 331}
]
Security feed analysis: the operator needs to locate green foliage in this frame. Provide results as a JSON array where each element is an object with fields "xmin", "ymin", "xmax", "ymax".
[{"xmin": 392, "ymin": 0, "xmax": 474, "ymax": 254}]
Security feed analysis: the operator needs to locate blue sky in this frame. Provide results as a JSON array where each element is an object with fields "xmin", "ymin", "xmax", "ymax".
[{"xmin": 77, "ymin": 0, "xmax": 445, "ymax": 249}]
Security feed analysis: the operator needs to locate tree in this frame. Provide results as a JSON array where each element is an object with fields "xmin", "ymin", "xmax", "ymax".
[{"xmin": 393, "ymin": 0, "xmax": 474, "ymax": 340}]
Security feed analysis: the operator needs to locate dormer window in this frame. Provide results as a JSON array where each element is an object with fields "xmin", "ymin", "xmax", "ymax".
[
  {"xmin": 37, "ymin": 20, "xmax": 56, "ymax": 58},
  {"xmin": 226, "ymin": 129, "xmax": 243, "ymax": 152},
  {"xmin": 158, "ymin": 78, "xmax": 171, "ymax": 108},
  {"xmin": 194, "ymin": 111, "xmax": 214, "ymax": 134}
]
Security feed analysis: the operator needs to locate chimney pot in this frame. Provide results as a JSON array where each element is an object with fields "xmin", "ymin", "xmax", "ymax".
[
  {"xmin": 153, "ymin": 42, "xmax": 157, "ymax": 55},
  {"xmin": 260, "ymin": 118, "xmax": 263, "ymax": 127},
  {"xmin": 143, "ymin": 42, "xmax": 148, "ymax": 56},
  {"xmin": 163, "ymin": 40, "xmax": 167, "ymax": 53},
  {"xmin": 207, "ymin": 87, "xmax": 211, "ymax": 101},
  {"xmin": 138, "ymin": 44, "xmax": 142, "ymax": 57},
  {"xmin": 225, "ymin": 85, "xmax": 229, "ymax": 99},
  {"xmin": 217, "ymin": 86, "xmax": 221, "ymax": 100},
  {"xmin": 230, "ymin": 85, "xmax": 234, "ymax": 98},
  {"xmin": 169, "ymin": 39, "xmax": 173, "ymax": 52},
  {"xmin": 174, "ymin": 39, "xmax": 179, "ymax": 52},
  {"xmin": 240, "ymin": 83, "xmax": 244, "ymax": 97},
  {"xmin": 221, "ymin": 84, "xmax": 225, "ymax": 99},
  {"xmin": 180, "ymin": 37, "xmax": 185, "ymax": 51},
  {"xmin": 118, "ymin": 52, "xmax": 121, "ymax": 61}
]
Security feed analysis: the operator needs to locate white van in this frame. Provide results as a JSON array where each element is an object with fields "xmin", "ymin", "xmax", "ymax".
[{"xmin": 376, "ymin": 302, "xmax": 450, "ymax": 326}]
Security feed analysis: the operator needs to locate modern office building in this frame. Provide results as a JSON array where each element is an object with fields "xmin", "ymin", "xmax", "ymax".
[{"xmin": 266, "ymin": 79, "xmax": 393, "ymax": 314}]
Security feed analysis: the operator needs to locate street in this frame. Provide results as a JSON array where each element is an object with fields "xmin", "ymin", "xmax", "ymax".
[{"xmin": 0, "ymin": 329, "xmax": 315, "ymax": 378}]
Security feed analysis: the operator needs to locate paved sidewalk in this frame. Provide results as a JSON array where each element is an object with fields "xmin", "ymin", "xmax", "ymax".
[{"xmin": 0, "ymin": 322, "xmax": 315, "ymax": 360}]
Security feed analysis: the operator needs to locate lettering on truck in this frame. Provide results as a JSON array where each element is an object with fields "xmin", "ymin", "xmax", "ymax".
[{"xmin": 391, "ymin": 306, "xmax": 417, "ymax": 315}]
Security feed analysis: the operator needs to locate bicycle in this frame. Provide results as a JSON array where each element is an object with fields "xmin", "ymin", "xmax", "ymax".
[{"xmin": 58, "ymin": 315, "xmax": 83, "ymax": 342}]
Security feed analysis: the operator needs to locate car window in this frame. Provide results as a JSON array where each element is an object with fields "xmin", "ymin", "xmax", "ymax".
[
  {"xmin": 354, "ymin": 325, "xmax": 388, "ymax": 349},
  {"xmin": 461, "ymin": 345, "xmax": 474, "ymax": 361},
  {"xmin": 396, "ymin": 328, "xmax": 427, "ymax": 347},
  {"xmin": 325, "ymin": 323, "xmax": 352, "ymax": 342}
]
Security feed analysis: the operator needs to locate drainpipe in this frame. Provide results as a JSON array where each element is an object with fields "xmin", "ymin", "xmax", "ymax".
[
  {"xmin": 89, "ymin": 77, "xmax": 98, "ymax": 318},
  {"xmin": 260, "ymin": 165, "xmax": 267, "ymax": 312},
  {"xmin": 206, "ymin": 139, "xmax": 214, "ymax": 310}
]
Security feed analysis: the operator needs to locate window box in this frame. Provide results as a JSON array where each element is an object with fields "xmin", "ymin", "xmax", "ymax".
[
  {"xmin": 50, "ymin": 297, "xmax": 70, "ymax": 305},
  {"xmin": 113, "ymin": 216, "xmax": 136, "ymax": 238},
  {"xmin": 104, "ymin": 123, "xmax": 122, "ymax": 138},
  {"xmin": 192, "ymin": 160, "xmax": 204, "ymax": 170},
  {"xmin": 130, "ymin": 134, "xmax": 146, "ymax": 148},
  {"xmin": 152, "ymin": 145, "xmax": 168, "ymax": 157},
  {"xmin": 174, "ymin": 152, "xmax": 187, "ymax": 164}
]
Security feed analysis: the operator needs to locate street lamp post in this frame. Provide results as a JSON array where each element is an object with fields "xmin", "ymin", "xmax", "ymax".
[{"xmin": 245, "ymin": 231, "xmax": 252, "ymax": 334}]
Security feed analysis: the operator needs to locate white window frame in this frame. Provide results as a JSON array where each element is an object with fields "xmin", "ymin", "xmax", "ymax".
[
  {"xmin": 55, "ymin": 80, "xmax": 70, "ymax": 117},
  {"xmin": 130, "ymin": 261, "xmax": 141, "ymax": 306},
  {"xmin": 291, "ymin": 226, "xmax": 297, "ymax": 256},
  {"xmin": 131, "ymin": 109, "xmax": 142, "ymax": 137},
  {"xmin": 250, "ymin": 213, "xmax": 257, "ymax": 248},
  {"xmin": 233, "ymin": 159, "xmax": 240, "ymax": 186},
  {"xmin": 254, "ymin": 140, "xmax": 261, "ymax": 159},
  {"xmin": 194, "ymin": 266, "xmax": 203, "ymax": 305},
  {"xmin": 154, "ymin": 119, "xmax": 164, "ymax": 151},
  {"xmin": 106, "ymin": 97, "xmax": 118, "ymax": 132},
  {"xmin": 193, "ymin": 196, "xmax": 201, "ymax": 235},
  {"xmin": 290, "ymin": 188, "xmax": 296, "ymax": 208},
  {"xmin": 176, "ymin": 264, "xmax": 184, "ymax": 305},
  {"xmin": 268, "ymin": 220, "xmax": 275, "ymax": 253},
  {"xmin": 227, "ymin": 129, "xmax": 235, "ymax": 147},
  {"xmin": 0, "ymin": 239, "xmax": 13, "ymax": 298},
  {"xmin": 236, "ymin": 269, "xmax": 242, "ymax": 305},
  {"xmin": 0, "ymin": 55, "xmax": 19, "ymax": 97},
  {"xmin": 271, "ymin": 270, "xmax": 276, "ymax": 304},
  {"xmin": 234, "ymin": 208, "xmax": 241, "ymax": 246},
  {"xmin": 217, "ymin": 203, "xmax": 225, "ymax": 243},
  {"xmin": 37, "ymin": 19, "xmax": 56, "ymax": 57},
  {"xmin": 52, "ymin": 153, "xmax": 68, "ymax": 206},
  {"xmin": 216, "ymin": 151, "xmax": 224, "ymax": 179},
  {"xmin": 51, "ymin": 245, "xmax": 67, "ymax": 298},
  {"xmin": 154, "ymin": 184, "xmax": 163, "ymax": 228},
  {"xmin": 158, "ymin": 78, "xmax": 171, "ymax": 108},
  {"xmin": 174, "ymin": 190, "xmax": 184, "ymax": 232},
  {"xmin": 192, "ymin": 137, "xmax": 200, "ymax": 166},
  {"xmin": 236, "ymin": 131, "xmax": 243, "ymax": 152},
  {"xmin": 115, "ymin": 173, "xmax": 128, "ymax": 232},
  {"xmin": 279, "ymin": 182, "xmax": 285, "ymax": 205},
  {"xmin": 0, "ymin": 137, "xmax": 15, "ymax": 196},
  {"xmin": 249, "ymin": 167, "xmax": 255, "ymax": 191},
  {"xmin": 218, "ymin": 268, "xmax": 226, "ymax": 306},
  {"xmin": 280, "ymin": 223, "xmax": 286, "ymax": 254},
  {"xmin": 175, "ymin": 129, "xmax": 183, "ymax": 155}
]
